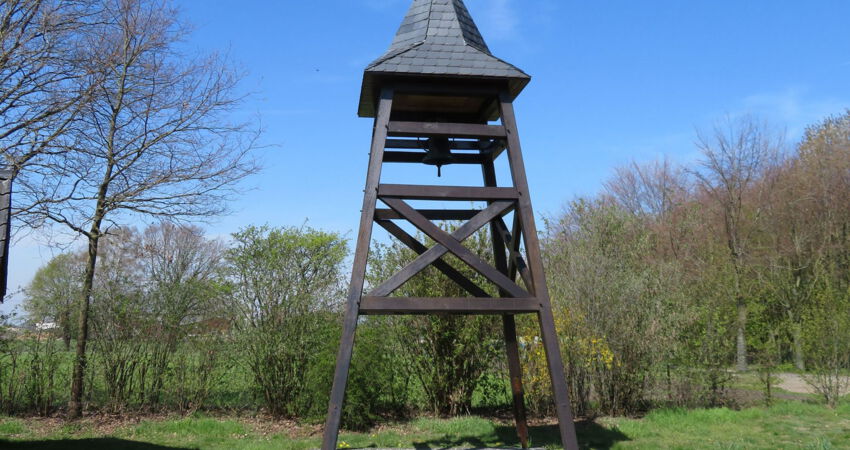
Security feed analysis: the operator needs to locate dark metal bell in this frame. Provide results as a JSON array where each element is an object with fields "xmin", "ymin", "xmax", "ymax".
[{"xmin": 423, "ymin": 137, "xmax": 454, "ymax": 177}]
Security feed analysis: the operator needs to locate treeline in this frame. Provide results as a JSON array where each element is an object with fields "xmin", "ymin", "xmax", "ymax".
[
  {"xmin": 3, "ymin": 112, "xmax": 849, "ymax": 427},
  {"xmin": 543, "ymin": 113, "xmax": 850, "ymax": 413},
  {"xmin": 1, "ymin": 223, "xmax": 508, "ymax": 428}
]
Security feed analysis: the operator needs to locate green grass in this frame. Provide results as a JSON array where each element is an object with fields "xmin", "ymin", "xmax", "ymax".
[{"xmin": 1, "ymin": 401, "xmax": 849, "ymax": 449}]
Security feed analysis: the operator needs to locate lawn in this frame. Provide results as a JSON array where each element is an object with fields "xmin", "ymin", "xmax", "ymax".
[{"xmin": 1, "ymin": 400, "xmax": 849, "ymax": 449}]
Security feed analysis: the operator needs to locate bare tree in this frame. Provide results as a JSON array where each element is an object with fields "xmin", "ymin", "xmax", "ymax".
[
  {"xmin": 605, "ymin": 158, "xmax": 688, "ymax": 219},
  {"xmin": 137, "ymin": 222, "xmax": 225, "ymax": 406},
  {"xmin": 1, "ymin": 0, "xmax": 91, "ymax": 182},
  {"xmin": 604, "ymin": 158, "xmax": 691, "ymax": 258},
  {"xmin": 692, "ymin": 115, "xmax": 783, "ymax": 372},
  {"xmin": 18, "ymin": 0, "xmax": 260, "ymax": 418}
]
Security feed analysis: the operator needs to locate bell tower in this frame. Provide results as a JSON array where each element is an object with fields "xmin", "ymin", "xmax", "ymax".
[{"xmin": 323, "ymin": 1, "xmax": 578, "ymax": 448}]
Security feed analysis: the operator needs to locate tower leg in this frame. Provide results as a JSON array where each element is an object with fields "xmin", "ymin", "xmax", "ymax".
[
  {"xmin": 499, "ymin": 92, "xmax": 580, "ymax": 450},
  {"xmin": 322, "ymin": 87, "xmax": 394, "ymax": 450},
  {"xmin": 482, "ymin": 157, "xmax": 529, "ymax": 448},
  {"xmin": 503, "ymin": 314, "xmax": 530, "ymax": 448}
]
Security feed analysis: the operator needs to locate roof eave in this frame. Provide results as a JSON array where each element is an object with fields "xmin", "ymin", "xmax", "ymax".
[{"xmin": 357, "ymin": 71, "xmax": 531, "ymax": 119}]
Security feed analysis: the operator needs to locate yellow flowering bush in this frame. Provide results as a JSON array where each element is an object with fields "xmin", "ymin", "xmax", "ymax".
[{"xmin": 519, "ymin": 306, "xmax": 615, "ymax": 416}]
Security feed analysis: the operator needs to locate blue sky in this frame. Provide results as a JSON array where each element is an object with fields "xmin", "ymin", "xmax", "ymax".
[{"xmin": 4, "ymin": 0, "xmax": 849, "ymax": 315}]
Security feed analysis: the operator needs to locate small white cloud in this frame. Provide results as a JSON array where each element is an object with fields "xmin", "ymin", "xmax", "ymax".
[{"xmin": 735, "ymin": 88, "xmax": 848, "ymax": 139}]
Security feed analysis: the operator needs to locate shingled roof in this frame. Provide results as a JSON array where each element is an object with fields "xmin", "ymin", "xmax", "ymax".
[{"xmin": 358, "ymin": 0, "xmax": 531, "ymax": 117}]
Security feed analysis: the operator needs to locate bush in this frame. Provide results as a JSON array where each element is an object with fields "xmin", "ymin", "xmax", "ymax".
[{"xmin": 225, "ymin": 225, "xmax": 348, "ymax": 418}]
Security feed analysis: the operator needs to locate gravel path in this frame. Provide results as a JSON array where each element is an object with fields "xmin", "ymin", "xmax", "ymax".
[{"xmin": 775, "ymin": 372, "xmax": 850, "ymax": 395}]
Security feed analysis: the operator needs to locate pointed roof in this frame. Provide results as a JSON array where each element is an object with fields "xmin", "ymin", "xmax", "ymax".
[{"xmin": 358, "ymin": 0, "xmax": 531, "ymax": 118}]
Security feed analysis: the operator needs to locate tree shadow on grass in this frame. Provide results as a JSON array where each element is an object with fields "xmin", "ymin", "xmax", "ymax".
[
  {"xmin": 0, "ymin": 438, "xmax": 193, "ymax": 450},
  {"xmin": 411, "ymin": 419, "xmax": 630, "ymax": 449}
]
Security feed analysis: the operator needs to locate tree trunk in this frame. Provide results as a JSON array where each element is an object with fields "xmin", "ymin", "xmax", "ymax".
[
  {"xmin": 791, "ymin": 322, "xmax": 805, "ymax": 371},
  {"xmin": 67, "ymin": 230, "xmax": 101, "ymax": 418},
  {"xmin": 735, "ymin": 296, "xmax": 748, "ymax": 372},
  {"xmin": 62, "ymin": 309, "xmax": 72, "ymax": 351},
  {"xmin": 68, "ymin": 164, "xmax": 112, "ymax": 418}
]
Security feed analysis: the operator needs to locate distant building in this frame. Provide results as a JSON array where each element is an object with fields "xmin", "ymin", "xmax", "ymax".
[{"xmin": 35, "ymin": 321, "xmax": 58, "ymax": 331}]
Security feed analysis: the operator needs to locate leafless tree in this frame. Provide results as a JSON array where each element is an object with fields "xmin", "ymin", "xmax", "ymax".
[
  {"xmin": 691, "ymin": 115, "xmax": 783, "ymax": 372},
  {"xmin": 605, "ymin": 158, "xmax": 688, "ymax": 219},
  {"xmin": 0, "ymin": 0, "xmax": 92, "ymax": 180},
  {"xmin": 16, "ymin": 0, "xmax": 260, "ymax": 418},
  {"xmin": 604, "ymin": 158, "xmax": 691, "ymax": 259},
  {"xmin": 137, "ymin": 222, "xmax": 226, "ymax": 406}
]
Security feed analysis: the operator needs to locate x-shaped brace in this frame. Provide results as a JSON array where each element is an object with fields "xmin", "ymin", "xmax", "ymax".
[{"xmin": 368, "ymin": 198, "xmax": 530, "ymax": 298}]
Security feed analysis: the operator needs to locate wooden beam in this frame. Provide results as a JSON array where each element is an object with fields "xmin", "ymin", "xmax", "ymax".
[
  {"xmin": 375, "ymin": 220, "xmax": 489, "ymax": 298},
  {"xmin": 374, "ymin": 209, "xmax": 480, "ymax": 221},
  {"xmin": 360, "ymin": 297, "xmax": 540, "ymax": 315},
  {"xmin": 499, "ymin": 91, "xmax": 579, "ymax": 450},
  {"xmin": 388, "ymin": 121, "xmax": 506, "ymax": 139},
  {"xmin": 382, "ymin": 151, "xmax": 484, "ymax": 164},
  {"xmin": 384, "ymin": 139, "xmax": 481, "ymax": 150},
  {"xmin": 378, "ymin": 184, "xmax": 518, "ymax": 201},
  {"xmin": 322, "ymin": 87, "xmax": 394, "ymax": 450},
  {"xmin": 481, "ymin": 157, "xmax": 531, "ymax": 448},
  {"xmin": 493, "ymin": 217, "xmax": 533, "ymax": 292}
]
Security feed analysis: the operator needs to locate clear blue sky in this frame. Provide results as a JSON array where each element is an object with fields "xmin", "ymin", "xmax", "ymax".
[{"xmin": 4, "ymin": 0, "xmax": 849, "ymax": 315}]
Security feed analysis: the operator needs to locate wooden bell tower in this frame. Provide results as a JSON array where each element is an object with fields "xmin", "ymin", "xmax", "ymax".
[{"xmin": 323, "ymin": 1, "xmax": 578, "ymax": 448}]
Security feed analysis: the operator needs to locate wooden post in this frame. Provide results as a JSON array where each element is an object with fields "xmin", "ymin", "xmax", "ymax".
[
  {"xmin": 322, "ymin": 87, "xmax": 394, "ymax": 450},
  {"xmin": 499, "ymin": 91, "xmax": 580, "ymax": 450},
  {"xmin": 482, "ymin": 157, "xmax": 530, "ymax": 448}
]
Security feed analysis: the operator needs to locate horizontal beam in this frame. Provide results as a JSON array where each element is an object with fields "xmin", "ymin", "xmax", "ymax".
[
  {"xmin": 382, "ymin": 151, "xmax": 484, "ymax": 164},
  {"xmin": 359, "ymin": 297, "xmax": 540, "ymax": 315},
  {"xmin": 374, "ymin": 209, "xmax": 480, "ymax": 221},
  {"xmin": 378, "ymin": 184, "xmax": 519, "ymax": 201},
  {"xmin": 387, "ymin": 121, "xmax": 506, "ymax": 139},
  {"xmin": 384, "ymin": 139, "xmax": 483, "ymax": 150}
]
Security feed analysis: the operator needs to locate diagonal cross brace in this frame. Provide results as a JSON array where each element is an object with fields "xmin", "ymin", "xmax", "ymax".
[
  {"xmin": 375, "ymin": 219, "xmax": 490, "ymax": 298},
  {"xmin": 493, "ymin": 217, "xmax": 533, "ymax": 293},
  {"xmin": 381, "ymin": 197, "xmax": 530, "ymax": 298},
  {"xmin": 368, "ymin": 199, "xmax": 515, "ymax": 297}
]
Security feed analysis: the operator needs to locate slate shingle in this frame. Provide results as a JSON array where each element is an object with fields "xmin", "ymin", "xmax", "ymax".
[{"xmin": 358, "ymin": 0, "xmax": 531, "ymax": 117}]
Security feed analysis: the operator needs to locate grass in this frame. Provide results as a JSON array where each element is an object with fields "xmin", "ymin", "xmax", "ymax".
[{"xmin": 1, "ymin": 400, "xmax": 850, "ymax": 449}]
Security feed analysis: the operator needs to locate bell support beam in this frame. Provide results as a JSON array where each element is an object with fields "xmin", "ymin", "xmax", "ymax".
[
  {"xmin": 498, "ymin": 91, "xmax": 580, "ymax": 450},
  {"xmin": 387, "ymin": 121, "xmax": 506, "ymax": 139},
  {"xmin": 382, "ymin": 151, "xmax": 485, "ymax": 164},
  {"xmin": 384, "ymin": 138, "xmax": 485, "ymax": 150}
]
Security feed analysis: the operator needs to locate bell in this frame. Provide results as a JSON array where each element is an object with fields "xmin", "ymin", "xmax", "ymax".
[{"xmin": 422, "ymin": 137, "xmax": 455, "ymax": 177}]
